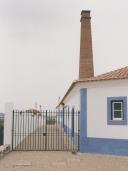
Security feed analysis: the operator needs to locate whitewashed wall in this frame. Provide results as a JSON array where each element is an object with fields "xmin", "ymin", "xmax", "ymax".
[
  {"xmin": 63, "ymin": 85, "xmax": 80, "ymax": 110},
  {"xmin": 61, "ymin": 79, "xmax": 128, "ymax": 139},
  {"xmin": 62, "ymin": 85, "xmax": 80, "ymax": 132},
  {"xmin": 4, "ymin": 103, "xmax": 14, "ymax": 147},
  {"xmin": 87, "ymin": 79, "xmax": 128, "ymax": 139}
]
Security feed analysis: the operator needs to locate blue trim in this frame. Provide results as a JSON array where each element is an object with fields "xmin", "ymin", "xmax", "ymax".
[
  {"xmin": 81, "ymin": 137, "xmax": 128, "ymax": 156},
  {"xmin": 80, "ymin": 88, "xmax": 87, "ymax": 152},
  {"xmin": 107, "ymin": 96, "xmax": 127, "ymax": 125}
]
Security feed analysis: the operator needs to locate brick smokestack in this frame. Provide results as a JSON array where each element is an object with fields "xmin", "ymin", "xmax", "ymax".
[{"xmin": 79, "ymin": 10, "xmax": 94, "ymax": 79}]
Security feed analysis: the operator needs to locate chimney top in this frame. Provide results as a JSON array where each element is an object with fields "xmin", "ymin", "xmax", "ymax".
[{"xmin": 81, "ymin": 10, "xmax": 91, "ymax": 21}]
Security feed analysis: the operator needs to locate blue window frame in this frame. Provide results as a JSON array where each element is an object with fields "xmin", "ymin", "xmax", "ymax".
[{"xmin": 107, "ymin": 96, "xmax": 127, "ymax": 125}]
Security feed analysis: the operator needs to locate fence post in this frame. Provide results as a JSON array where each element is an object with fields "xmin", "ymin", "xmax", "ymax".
[
  {"xmin": 62, "ymin": 107, "xmax": 64, "ymax": 128},
  {"xmin": 71, "ymin": 108, "xmax": 74, "ymax": 137},
  {"xmin": 4, "ymin": 102, "xmax": 14, "ymax": 150}
]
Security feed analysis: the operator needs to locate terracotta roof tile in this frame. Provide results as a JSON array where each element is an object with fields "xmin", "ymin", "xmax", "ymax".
[
  {"xmin": 79, "ymin": 66, "xmax": 128, "ymax": 82},
  {"xmin": 58, "ymin": 66, "xmax": 128, "ymax": 106},
  {"xmin": 25, "ymin": 109, "xmax": 40, "ymax": 113}
]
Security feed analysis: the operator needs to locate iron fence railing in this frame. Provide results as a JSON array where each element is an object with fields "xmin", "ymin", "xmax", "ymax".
[
  {"xmin": 0, "ymin": 113, "xmax": 4, "ymax": 145},
  {"xmin": 12, "ymin": 110, "xmax": 80, "ymax": 151}
]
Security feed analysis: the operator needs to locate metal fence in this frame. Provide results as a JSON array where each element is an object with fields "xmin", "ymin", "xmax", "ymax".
[
  {"xmin": 12, "ymin": 109, "xmax": 80, "ymax": 151},
  {"xmin": 0, "ymin": 113, "xmax": 4, "ymax": 145}
]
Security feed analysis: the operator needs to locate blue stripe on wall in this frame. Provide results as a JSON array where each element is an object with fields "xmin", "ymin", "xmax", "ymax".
[
  {"xmin": 82, "ymin": 137, "xmax": 128, "ymax": 156},
  {"xmin": 79, "ymin": 88, "xmax": 128, "ymax": 156},
  {"xmin": 80, "ymin": 88, "xmax": 87, "ymax": 152}
]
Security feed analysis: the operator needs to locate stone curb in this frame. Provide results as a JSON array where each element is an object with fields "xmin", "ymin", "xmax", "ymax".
[{"xmin": 0, "ymin": 145, "xmax": 10, "ymax": 160}]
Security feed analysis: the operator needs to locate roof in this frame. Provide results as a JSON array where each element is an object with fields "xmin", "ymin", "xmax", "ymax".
[
  {"xmin": 58, "ymin": 66, "xmax": 128, "ymax": 106},
  {"xmin": 86, "ymin": 66, "xmax": 128, "ymax": 81},
  {"xmin": 25, "ymin": 109, "xmax": 40, "ymax": 114}
]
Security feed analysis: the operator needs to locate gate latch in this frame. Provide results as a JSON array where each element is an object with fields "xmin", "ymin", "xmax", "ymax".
[{"xmin": 43, "ymin": 133, "xmax": 47, "ymax": 136}]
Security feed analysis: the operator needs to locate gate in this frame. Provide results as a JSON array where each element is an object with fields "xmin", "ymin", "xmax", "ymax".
[
  {"xmin": 0, "ymin": 114, "xmax": 4, "ymax": 145},
  {"xmin": 12, "ymin": 109, "xmax": 80, "ymax": 151}
]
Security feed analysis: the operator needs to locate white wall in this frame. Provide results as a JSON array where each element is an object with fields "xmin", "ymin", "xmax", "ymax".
[
  {"xmin": 62, "ymin": 85, "xmax": 80, "ymax": 132},
  {"xmin": 63, "ymin": 85, "xmax": 80, "ymax": 110},
  {"xmin": 4, "ymin": 103, "xmax": 14, "ymax": 147},
  {"xmin": 61, "ymin": 79, "xmax": 128, "ymax": 139},
  {"xmin": 86, "ymin": 79, "xmax": 128, "ymax": 139}
]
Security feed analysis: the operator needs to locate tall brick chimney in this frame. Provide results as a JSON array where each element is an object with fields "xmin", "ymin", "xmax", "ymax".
[{"xmin": 79, "ymin": 10, "xmax": 94, "ymax": 79}]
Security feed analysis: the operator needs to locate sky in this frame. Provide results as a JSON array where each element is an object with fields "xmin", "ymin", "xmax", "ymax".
[{"xmin": 0, "ymin": 0, "xmax": 128, "ymax": 111}]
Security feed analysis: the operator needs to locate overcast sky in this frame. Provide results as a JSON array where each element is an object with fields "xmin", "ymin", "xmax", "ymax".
[{"xmin": 0, "ymin": 0, "xmax": 128, "ymax": 111}]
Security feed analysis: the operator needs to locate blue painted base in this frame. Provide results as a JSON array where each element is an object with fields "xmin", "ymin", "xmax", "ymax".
[{"xmin": 81, "ymin": 137, "xmax": 128, "ymax": 156}]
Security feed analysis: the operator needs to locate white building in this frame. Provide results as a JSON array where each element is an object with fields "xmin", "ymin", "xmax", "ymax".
[{"xmin": 58, "ymin": 10, "xmax": 128, "ymax": 155}]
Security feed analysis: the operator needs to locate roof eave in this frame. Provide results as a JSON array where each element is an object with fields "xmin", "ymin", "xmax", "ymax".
[{"xmin": 57, "ymin": 77, "xmax": 128, "ymax": 107}]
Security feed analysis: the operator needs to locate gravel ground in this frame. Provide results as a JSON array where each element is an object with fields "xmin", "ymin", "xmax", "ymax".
[{"xmin": 0, "ymin": 151, "xmax": 128, "ymax": 171}]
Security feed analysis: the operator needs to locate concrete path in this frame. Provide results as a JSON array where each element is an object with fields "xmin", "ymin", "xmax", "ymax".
[
  {"xmin": 15, "ymin": 125, "xmax": 77, "ymax": 151},
  {"xmin": 0, "ymin": 151, "xmax": 128, "ymax": 171}
]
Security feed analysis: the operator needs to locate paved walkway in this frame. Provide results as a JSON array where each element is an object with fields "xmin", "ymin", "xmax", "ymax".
[
  {"xmin": 15, "ymin": 125, "xmax": 76, "ymax": 151},
  {"xmin": 0, "ymin": 151, "xmax": 128, "ymax": 171}
]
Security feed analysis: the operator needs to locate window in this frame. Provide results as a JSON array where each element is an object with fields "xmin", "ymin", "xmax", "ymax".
[
  {"xmin": 107, "ymin": 97, "xmax": 127, "ymax": 125},
  {"xmin": 111, "ymin": 101, "xmax": 123, "ymax": 120}
]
